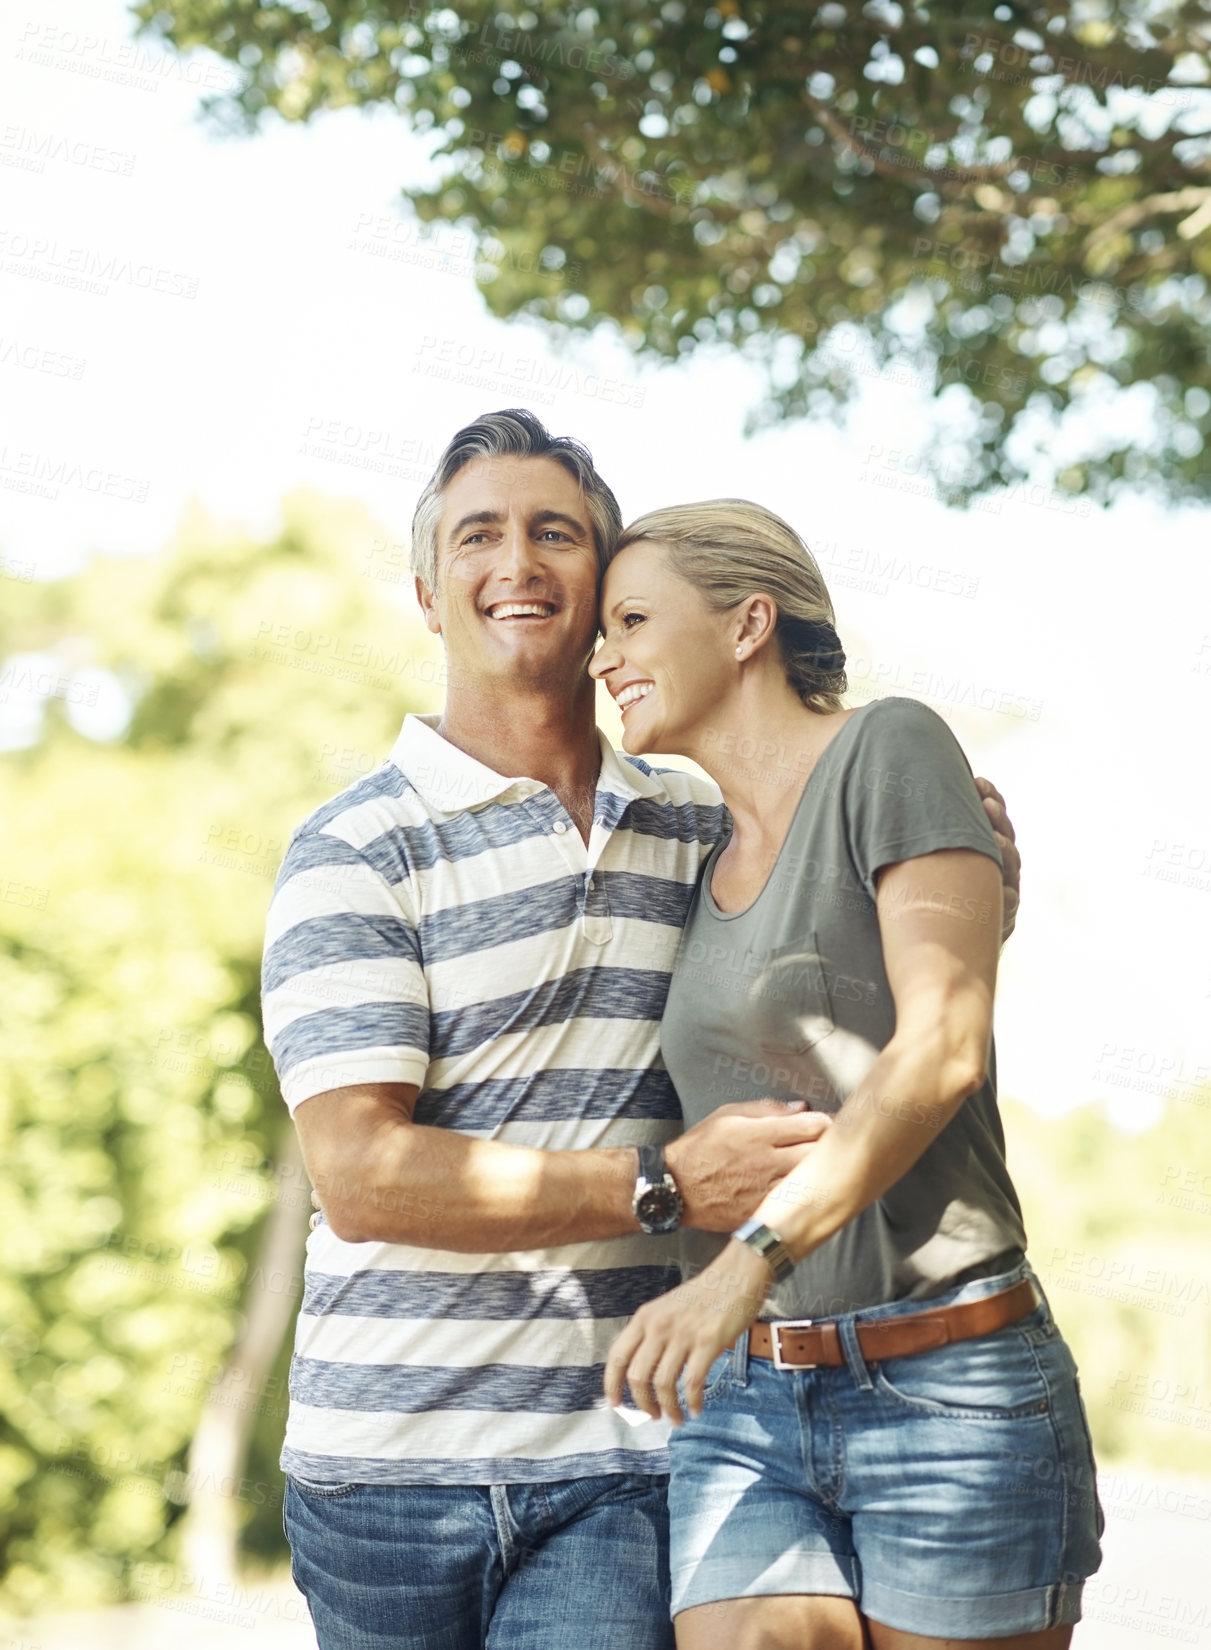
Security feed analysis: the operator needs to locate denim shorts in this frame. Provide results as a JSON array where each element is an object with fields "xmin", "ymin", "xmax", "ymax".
[{"xmin": 668, "ymin": 1260, "xmax": 1103, "ymax": 1637}]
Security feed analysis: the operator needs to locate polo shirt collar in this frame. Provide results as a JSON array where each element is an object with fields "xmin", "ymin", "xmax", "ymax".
[{"xmin": 390, "ymin": 714, "xmax": 666, "ymax": 816}]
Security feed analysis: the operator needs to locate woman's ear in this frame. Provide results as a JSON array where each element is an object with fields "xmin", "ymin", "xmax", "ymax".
[{"xmin": 734, "ymin": 593, "xmax": 779, "ymax": 656}]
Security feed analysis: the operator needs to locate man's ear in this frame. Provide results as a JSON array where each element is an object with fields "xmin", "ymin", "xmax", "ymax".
[{"xmin": 415, "ymin": 577, "xmax": 442, "ymax": 636}]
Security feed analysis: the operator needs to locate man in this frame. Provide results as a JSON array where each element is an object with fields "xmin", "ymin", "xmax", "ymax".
[{"xmin": 261, "ymin": 409, "xmax": 1021, "ymax": 1650}]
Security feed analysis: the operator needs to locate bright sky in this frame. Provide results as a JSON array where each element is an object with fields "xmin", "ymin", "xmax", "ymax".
[{"xmin": 2, "ymin": 0, "xmax": 1209, "ymax": 1131}]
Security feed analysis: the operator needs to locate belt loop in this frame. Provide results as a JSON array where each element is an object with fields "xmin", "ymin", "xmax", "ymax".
[
  {"xmin": 734, "ymin": 1327, "xmax": 750, "ymax": 1386},
  {"xmin": 837, "ymin": 1315, "xmax": 873, "ymax": 1392}
]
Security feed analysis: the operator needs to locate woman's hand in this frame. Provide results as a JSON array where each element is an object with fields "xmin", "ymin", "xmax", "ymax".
[{"xmin": 604, "ymin": 1240, "xmax": 773, "ymax": 1426}]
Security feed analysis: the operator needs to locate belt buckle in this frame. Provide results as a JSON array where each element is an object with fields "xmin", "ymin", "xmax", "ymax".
[{"xmin": 771, "ymin": 1318, "xmax": 818, "ymax": 1371}]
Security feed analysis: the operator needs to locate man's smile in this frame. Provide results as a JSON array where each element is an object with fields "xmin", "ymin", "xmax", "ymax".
[{"xmin": 484, "ymin": 600, "xmax": 559, "ymax": 620}]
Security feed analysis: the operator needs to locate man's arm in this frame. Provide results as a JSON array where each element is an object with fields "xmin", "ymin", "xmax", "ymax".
[
  {"xmin": 295, "ymin": 1082, "xmax": 831, "ymax": 1248},
  {"xmin": 974, "ymin": 776, "xmax": 1021, "ymax": 943}
]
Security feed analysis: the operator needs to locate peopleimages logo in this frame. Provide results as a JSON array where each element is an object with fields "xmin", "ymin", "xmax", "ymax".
[
  {"xmin": 0, "ymin": 227, "xmax": 199, "ymax": 298},
  {"xmin": 413, "ymin": 335, "xmax": 646, "ymax": 409}
]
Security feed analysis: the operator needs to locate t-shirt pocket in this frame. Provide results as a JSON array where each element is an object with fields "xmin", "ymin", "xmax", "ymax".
[{"xmin": 744, "ymin": 930, "xmax": 837, "ymax": 1057}]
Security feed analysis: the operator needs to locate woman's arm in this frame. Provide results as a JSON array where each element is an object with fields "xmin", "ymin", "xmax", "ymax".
[
  {"xmin": 603, "ymin": 846, "xmax": 1002, "ymax": 1424},
  {"xmin": 750, "ymin": 845, "xmax": 1001, "ymax": 1253}
]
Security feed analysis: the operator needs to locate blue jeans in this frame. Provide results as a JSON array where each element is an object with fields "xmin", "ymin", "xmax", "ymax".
[
  {"xmin": 285, "ymin": 1471, "xmax": 673, "ymax": 1649},
  {"xmin": 669, "ymin": 1261, "xmax": 1103, "ymax": 1637}
]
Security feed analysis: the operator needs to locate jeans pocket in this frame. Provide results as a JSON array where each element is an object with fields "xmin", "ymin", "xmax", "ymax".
[
  {"xmin": 677, "ymin": 1349, "xmax": 735, "ymax": 1415},
  {"xmin": 288, "ymin": 1475, "xmax": 362, "ymax": 1500},
  {"xmin": 874, "ymin": 1328, "xmax": 1053, "ymax": 1421}
]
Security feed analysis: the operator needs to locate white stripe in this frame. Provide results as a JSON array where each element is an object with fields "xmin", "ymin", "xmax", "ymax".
[
  {"xmin": 303, "ymin": 1227, "xmax": 679, "ymax": 1276},
  {"xmin": 267, "ymin": 955, "xmax": 423, "ymax": 1014},
  {"xmin": 282, "ymin": 1049, "xmax": 428, "ymax": 1110},
  {"xmin": 294, "ymin": 1313, "xmax": 635, "ymax": 1368},
  {"xmin": 266, "ymin": 858, "xmax": 406, "ymax": 946},
  {"xmin": 422, "ymin": 913, "xmax": 686, "ymax": 1002},
  {"xmin": 490, "ymin": 1118, "xmax": 679, "ymax": 1150},
  {"xmin": 283, "ymin": 1403, "xmax": 669, "ymax": 1462},
  {"xmin": 422, "ymin": 1018, "xmax": 662, "ymax": 1090}
]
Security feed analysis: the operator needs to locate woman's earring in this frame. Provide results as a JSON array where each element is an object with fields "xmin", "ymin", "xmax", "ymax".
[{"xmin": 735, "ymin": 646, "xmax": 743, "ymax": 658}]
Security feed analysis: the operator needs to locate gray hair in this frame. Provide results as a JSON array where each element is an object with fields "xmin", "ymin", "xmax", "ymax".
[
  {"xmin": 613, "ymin": 499, "xmax": 848, "ymax": 713},
  {"xmin": 410, "ymin": 408, "xmax": 623, "ymax": 590}
]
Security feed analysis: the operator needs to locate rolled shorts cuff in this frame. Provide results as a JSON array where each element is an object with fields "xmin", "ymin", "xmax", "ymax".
[
  {"xmin": 860, "ymin": 1574, "xmax": 1087, "ymax": 1639},
  {"xmin": 670, "ymin": 1550, "xmax": 859, "ymax": 1619}
]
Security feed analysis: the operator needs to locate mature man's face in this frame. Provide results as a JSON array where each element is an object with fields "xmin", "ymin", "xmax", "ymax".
[{"xmin": 420, "ymin": 455, "xmax": 602, "ymax": 691}]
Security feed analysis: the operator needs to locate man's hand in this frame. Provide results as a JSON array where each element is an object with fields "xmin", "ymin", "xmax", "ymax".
[
  {"xmin": 973, "ymin": 776, "xmax": 1020, "ymax": 943},
  {"xmin": 666, "ymin": 1100, "xmax": 832, "ymax": 1233}
]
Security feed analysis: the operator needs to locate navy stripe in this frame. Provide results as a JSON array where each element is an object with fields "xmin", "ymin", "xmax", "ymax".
[
  {"xmin": 272, "ymin": 1002, "xmax": 429, "ymax": 1075},
  {"xmin": 415, "ymin": 872, "xmax": 694, "ymax": 965},
  {"xmin": 625, "ymin": 793, "xmax": 728, "ymax": 846},
  {"xmin": 430, "ymin": 968, "xmax": 672, "ymax": 1063},
  {"xmin": 298, "ymin": 765, "xmax": 410, "ymax": 835},
  {"xmin": 413, "ymin": 1067, "xmax": 679, "ymax": 1129},
  {"xmin": 301, "ymin": 1265, "xmax": 680, "ymax": 1321},
  {"xmin": 418, "ymin": 876, "xmax": 580, "ymax": 963},
  {"xmin": 597, "ymin": 871, "xmax": 696, "ymax": 927},
  {"xmin": 361, "ymin": 805, "xmax": 555, "ymax": 877},
  {"xmin": 263, "ymin": 912, "xmax": 423, "ymax": 994},
  {"xmin": 272, "ymin": 830, "xmax": 369, "ymax": 894},
  {"xmin": 281, "ymin": 1447, "xmax": 669, "ymax": 1486},
  {"xmin": 273, "ymin": 969, "xmax": 674, "ymax": 1077},
  {"xmin": 290, "ymin": 1358, "xmax": 613, "ymax": 1414}
]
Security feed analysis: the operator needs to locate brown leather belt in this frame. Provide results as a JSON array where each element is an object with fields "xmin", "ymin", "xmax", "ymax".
[{"xmin": 745, "ymin": 1276, "xmax": 1040, "ymax": 1370}]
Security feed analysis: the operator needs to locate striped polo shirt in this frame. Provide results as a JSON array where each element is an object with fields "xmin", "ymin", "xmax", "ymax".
[{"xmin": 262, "ymin": 713, "xmax": 725, "ymax": 1485}]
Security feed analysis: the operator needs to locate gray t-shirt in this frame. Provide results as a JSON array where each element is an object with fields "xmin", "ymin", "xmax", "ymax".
[{"xmin": 663, "ymin": 696, "xmax": 1026, "ymax": 1316}]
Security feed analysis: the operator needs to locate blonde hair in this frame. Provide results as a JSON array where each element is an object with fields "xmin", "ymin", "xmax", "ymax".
[{"xmin": 613, "ymin": 499, "xmax": 847, "ymax": 712}]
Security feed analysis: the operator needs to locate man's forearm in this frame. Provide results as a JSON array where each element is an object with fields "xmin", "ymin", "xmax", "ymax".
[{"xmin": 317, "ymin": 1120, "xmax": 645, "ymax": 1249}]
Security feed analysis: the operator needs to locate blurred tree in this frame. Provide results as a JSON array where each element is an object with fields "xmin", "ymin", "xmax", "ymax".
[
  {"xmin": 134, "ymin": 0, "xmax": 1211, "ymax": 502},
  {"xmin": 0, "ymin": 497, "xmax": 437, "ymax": 1610},
  {"xmin": 1002, "ymin": 1094, "xmax": 1211, "ymax": 1474}
]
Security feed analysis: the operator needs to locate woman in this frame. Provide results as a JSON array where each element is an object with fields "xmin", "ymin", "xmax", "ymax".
[{"xmin": 592, "ymin": 501, "xmax": 1102, "ymax": 1650}]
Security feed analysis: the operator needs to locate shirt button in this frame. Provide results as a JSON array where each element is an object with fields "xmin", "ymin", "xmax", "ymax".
[{"xmin": 553, "ymin": 821, "xmax": 567, "ymax": 835}]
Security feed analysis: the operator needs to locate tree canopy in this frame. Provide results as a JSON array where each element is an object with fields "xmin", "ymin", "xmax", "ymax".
[{"xmin": 134, "ymin": 0, "xmax": 1211, "ymax": 503}]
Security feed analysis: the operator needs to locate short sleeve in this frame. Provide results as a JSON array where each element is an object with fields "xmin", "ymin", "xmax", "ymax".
[
  {"xmin": 261, "ymin": 828, "xmax": 430, "ymax": 1112},
  {"xmin": 842, "ymin": 698, "xmax": 1003, "ymax": 899}
]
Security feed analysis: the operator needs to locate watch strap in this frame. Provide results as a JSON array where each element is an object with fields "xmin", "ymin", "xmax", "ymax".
[
  {"xmin": 636, "ymin": 1144, "xmax": 666, "ymax": 1188},
  {"xmin": 732, "ymin": 1216, "xmax": 796, "ymax": 1283}
]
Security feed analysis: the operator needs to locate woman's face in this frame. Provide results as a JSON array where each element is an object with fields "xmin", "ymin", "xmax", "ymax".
[{"xmin": 591, "ymin": 540, "xmax": 735, "ymax": 756}]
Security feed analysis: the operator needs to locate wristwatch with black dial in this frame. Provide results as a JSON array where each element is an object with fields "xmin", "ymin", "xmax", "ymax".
[{"xmin": 632, "ymin": 1145, "xmax": 684, "ymax": 1235}]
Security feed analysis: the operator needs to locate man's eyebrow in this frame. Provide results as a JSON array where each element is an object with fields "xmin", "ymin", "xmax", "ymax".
[
  {"xmin": 445, "ymin": 509, "xmax": 503, "ymax": 543},
  {"xmin": 530, "ymin": 509, "xmax": 590, "ymax": 538}
]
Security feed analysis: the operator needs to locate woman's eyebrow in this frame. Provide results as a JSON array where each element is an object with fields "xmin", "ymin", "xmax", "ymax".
[{"xmin": 603, "ymin": 595, "xmax": 642, "ymax": 620}]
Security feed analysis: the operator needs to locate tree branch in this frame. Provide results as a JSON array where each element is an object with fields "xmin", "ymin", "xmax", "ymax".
[{"xmin": 1083, "ymin": 184, "xmax": 1211, "ymax": 253}]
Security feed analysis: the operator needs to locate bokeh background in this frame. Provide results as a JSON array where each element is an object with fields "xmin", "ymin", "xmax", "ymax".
[{"xmin": 2, "ymin": 1, "xmax": 1210, "ymax": 1644}]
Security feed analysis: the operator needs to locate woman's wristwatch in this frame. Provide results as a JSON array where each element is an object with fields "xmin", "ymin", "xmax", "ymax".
[{"xmin": 731, "ymin": 1216, "xmax": 796, "ymax": 1283}]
